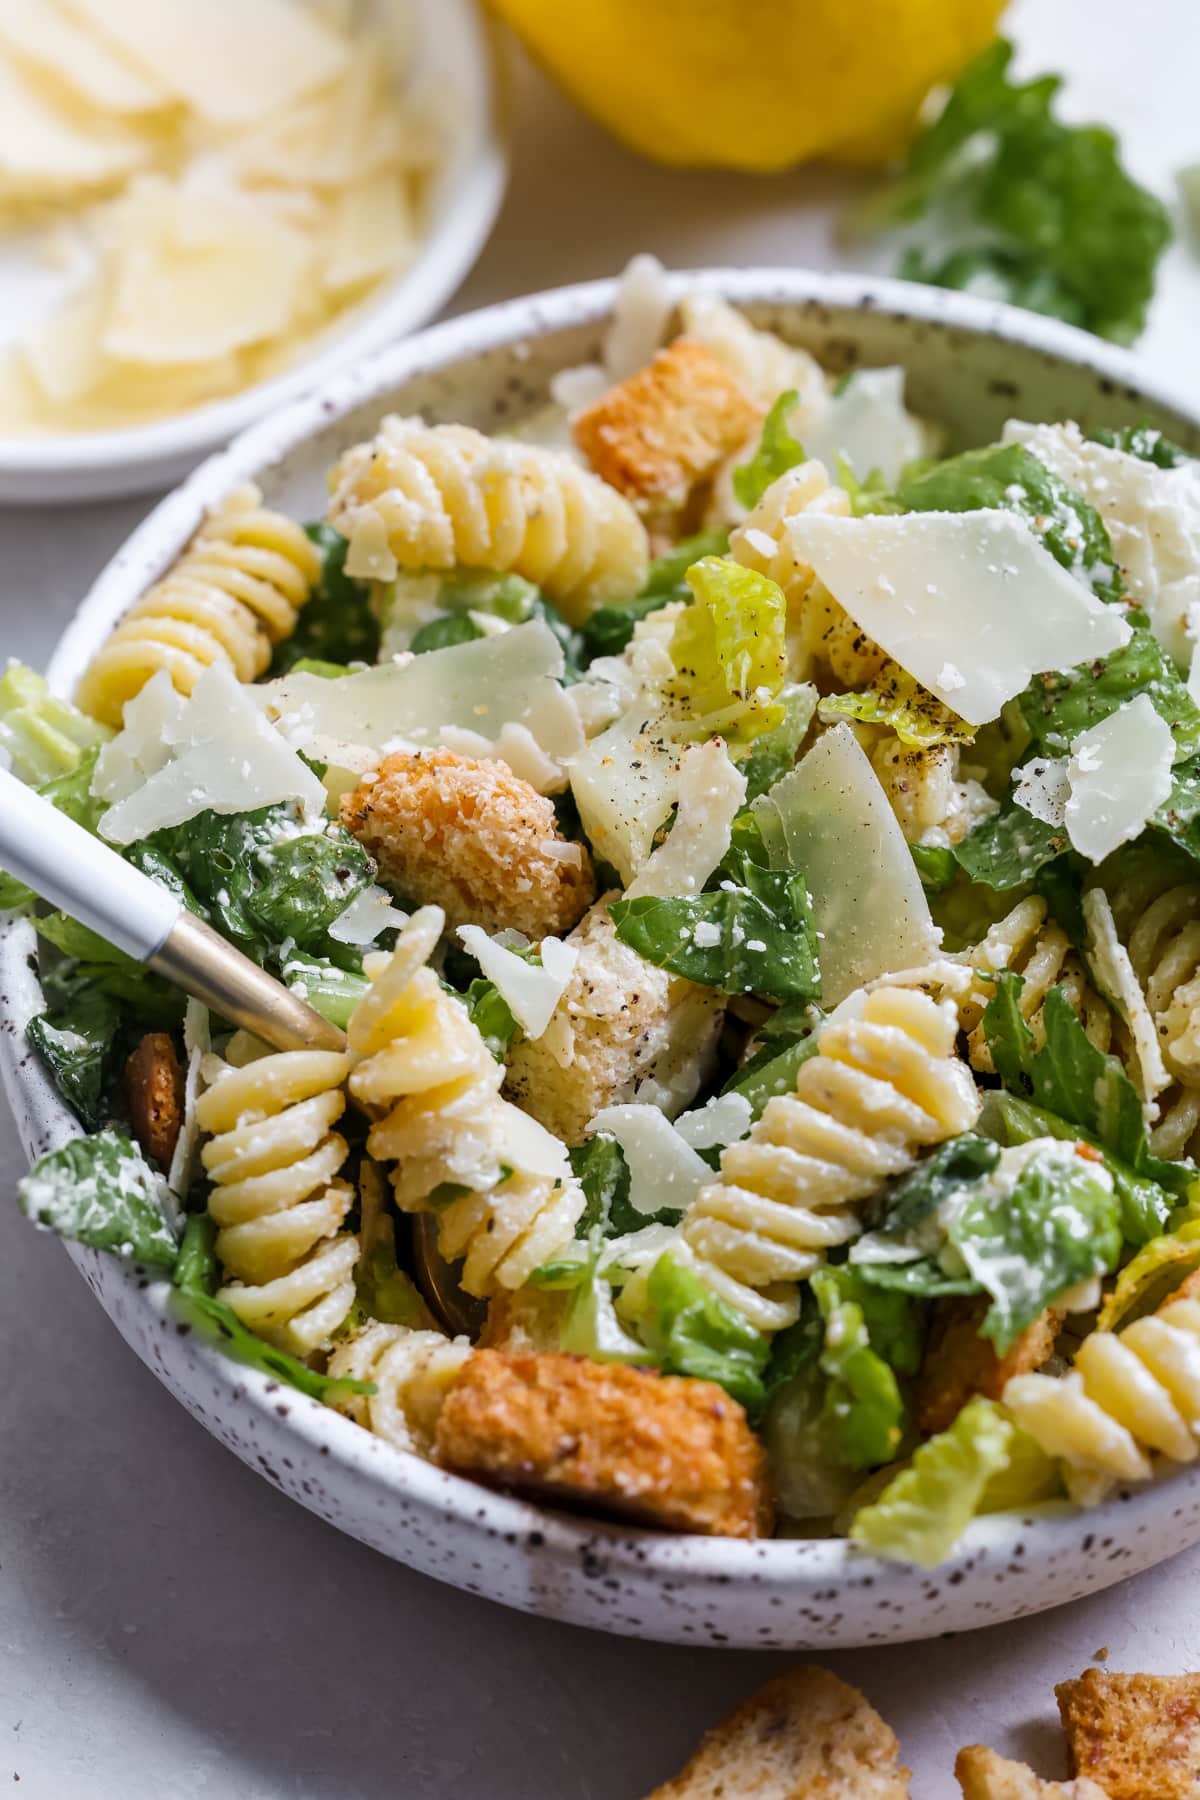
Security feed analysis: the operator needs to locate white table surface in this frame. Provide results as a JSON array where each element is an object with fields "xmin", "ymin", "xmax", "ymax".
[{"xmin": 4, "ymin": 5, "xmax": 1200, "ymax": 1794}]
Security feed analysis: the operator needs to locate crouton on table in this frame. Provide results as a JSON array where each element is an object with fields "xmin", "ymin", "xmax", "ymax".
[
  {"xmin": 916, "ymin": 1296, "xmax": 1059, "ymax": 1437},
  {"xmin": 955, "ymin": 1746, "xmax": 1111, "ymax": 1800},
  {"xmin": 1056, "ymin": 1670, "xmax": 1200, "ymax": 1800},
  {"xmin": 124, "ymin": 1032, "xmax": 185, "ymax": 1171},
  {"xmin": 504, "ymin": 896, "xmax": 723, "ymax": 1144},
  {"xmin": 573, "ymin": 338, "xmax": 761, "ymax": 512},
  {"xmin": 643, "ymin": 1666, "xmax": 910, "ymax": 1799},
  {"xmin": 435, "ymin": 1349, "xmax": 771, "ymax": 1538},
  {"xmin": 340, "ymin": 747, "xmax": 595, "ymax": 940}
]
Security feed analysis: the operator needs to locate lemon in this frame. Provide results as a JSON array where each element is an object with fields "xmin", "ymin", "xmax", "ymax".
[{"xmin": 489, "ymin": 0, "xmax": 1006, "ymax": 172}]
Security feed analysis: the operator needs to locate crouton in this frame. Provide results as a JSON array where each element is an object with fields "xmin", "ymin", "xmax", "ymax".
[
  {"xmin": 124, "ymin": 1032, "xmax": 185, "ymax": 1171},
  {"xmin": 573, "ymin": 339, "xmax": 761, "ymax": 512},
  {"xmin": 916, "ymin": 1297, "xmax": 1059, "ymax": 1437},
  {"xmin": 435, "ymin": 1349, "xmax": 772, "ymax": 1537},
  {"xmin": 503, "ymin": 896, "xmax": 724, "ymax": 1144},
  {"xmin": 340, "ymin": 748, "xmax": 595, "ymax": 940},
  {"xmin": 643, "ymin": 1666, "xmax": 910, "ymax": 1799},
  {"xmin": 1056, "ymin": 1670, "xmax": 1200, "ymax": 1800},
  {"xmin": 955, "ymin": 1746, "xmax": 1111, "ymax": 1800}
]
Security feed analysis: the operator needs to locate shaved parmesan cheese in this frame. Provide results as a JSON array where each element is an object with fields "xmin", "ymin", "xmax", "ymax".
[
  {"xmin": 167, "ymin": 997, "xmax": 211, "ymax": 1203},
  {"xmin": 587, "ymin": 1107, "xmax": 711, "ymax": 1218},
  {"xmin": 489, "ymin": 1103, "xmax": 572, "ymax": 1183},
  {"xmin": 91, "ymin": 668, "xmax": 184, "ymax": 802},
  {"xmin": 324, "ymin": 170, "xmax": 415, "ymax": 295},
  {"xmin": 21, "ymin": 275, "xmax": 110, "ymax": 404},
  {"xmin": 785, "ymin": 509, "xmax": 1131, "ymax": 726},
  {"xmin": 103, "ymin": 183, "xmax": 312, "ymax": 365},
  {"xmin": 549, "ymin": 253, "xmax": 671, "ymax": 414},
  {"xmin": 1064, "ymin": 694, "xmax": 1175, "ymax": 864},
  {"xmin": 0, "ymin": 0, "xmax": 168, "ymax": 115},
  {"xmin": 436, "ymin": 722, "xmax": 567, "ymax": 796},
  {"xmin": 457, "ymin": 925, "xmax": 578, "ymax": 1041},
  {"xmin": 97, "ymin": 664, "xmax": 325, "ymax": 845},
  {"xmin": 0, "ymin": 44, "xmax": 150, "ymax": 200},
  {"xmin": 328, "ymin": 885, "xmax": 409, "ymax": 946},
  {"xmin": 1005, "ymin": 419, "xmax": 1200, "ymax": 669},
  {"xmin": 752, "ymin": 722, "xmax": 939, "ymax": 1004},
  {"xmin": 1083, "ymin": 887, "xmax": 1170, "ymax": 1101},
  {"xmin": 674, "ymin": 1091, "xmax": 753, "ymax": 1151},
  {"xmin": 69, "ymin": 0, "xmax": 348, "ymax": 127},
  {"xmin": 623, "ymin": 739, "xmax": 746, "ymax": 901},
  {"xmin": 800, "ymin": 367, "xmax": 929, "ymax": 486},
  {"xmin": 1012, "ymin": 755, "xmax": 1070, "ymax": 828},
  {"xmin": 262, "ymin": 623, "xmax": 583, "ymax": 776},
  {"xmin": 568, "ymin": 708, "xmax": 683, "ymax": 886}
]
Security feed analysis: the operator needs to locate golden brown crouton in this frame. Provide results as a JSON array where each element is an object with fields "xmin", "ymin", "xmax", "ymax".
[
  {"xmin": 573, "ymin": 339, "xmax": 761, "ymax": 512},
  {"xmin": 435, "ymin": 1349, "xmax": 772, "ymax": 1538},
  {"xmin": 504, "ymin": 896, "xmax": 724, "ymax": 1144},
  {"xmin": 124, "ymin": 1033, "xmax": 184, "ymax": 1171},
  {"xmin": 956, "ymin": 1746, "xmax": 1111, "ymax": 1800},
  {"xmin": 916, "ymin": 1297, "xmax": 1060, "ymax": 1437},
  {"xmin": 1056, "ymin": 1670, "xmax": 1200, "ymax": 1800},
  {"xmin": 643, "ymin": 1666, "xmax": 910, "ymax": 1800},
  {"xmin": 340, "ymin": 748, "xmax": 595, "ymax": 940}
]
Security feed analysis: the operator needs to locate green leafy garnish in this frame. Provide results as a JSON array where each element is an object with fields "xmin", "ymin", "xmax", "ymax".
[
  {"xmin": 665, "ymin": 557, "xmax": 787, "ymax": 741},
  {"xmin": 33, "ymin": 911, "xmax": 183, "ymax": 1025},
  {"xmin": 868, "ymin": 1135, "xmax": 1001, "ymax": 1240},
  {"xmin": 721, "ymin": 1002, "xmax": 823, "ymax": 1120},
  {"xmin": 569, "ymin": 1133, "xmax": 678, "ymax": 1234},
  {"xmin": 911, "ymin": 843, "xmax": 958, "ymax": 894},
  {"xmin": 269, "ymin": 525, "xmax": 379, "ymax": 675},
  {"xmin": 18, "ymin": 1130, "xmax": 179, "ymax": 1265},
  {"xmin": 849, "ymin": 1396, "xmax": 1019, "ymax": 1566},
  {"xmin": 463, "ymin": 977, "xmax": 519, "ymax": 1062},
  {"xmin": 0, "ymin": 662, "xmax": 110, "ymax": 786},
  {"xmin": 173, "ymin": 1217, "xmax": 372, "ymax": 1404},
  {"xmin": 819, "ymin": 663, "xmax": 974, "ymax": 750},
  {"xmin": 951, "ymin": 800, "xmax": 1067, "ymax": 891},
  {"xmin": 26, "ymin": 987, "xmax": 123, "ymax": 1129},
  {"xmin": 811, "ymin": 1267, "xmax": 923, "ymax": 1469},
  {"xmin": 633, "ymin": 1251, "xmax": 771, "ymax": 1411},
  {"xmin": 610, "ymin": 851, "xmax": 820, "ymax": 1002},
  {"xmin": 860, "ymin": 40, "xmax": 1171, "ymax": 344},
  {"xmin": 1089, "ymin": 424, "xmax": 1191, "ymax": 468},
  {"xmin": 1020, "ymin": 628, "xmax": 1200, "ymax": 762},
  {"xmin": 732, "ymin": 389, "xmax": 805, "ymax": 510}
]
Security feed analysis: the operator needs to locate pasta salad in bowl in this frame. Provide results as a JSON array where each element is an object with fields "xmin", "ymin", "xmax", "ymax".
[{"xmin": 5, "ymin": 265, "xmax": 1200, "ymax": 1648}]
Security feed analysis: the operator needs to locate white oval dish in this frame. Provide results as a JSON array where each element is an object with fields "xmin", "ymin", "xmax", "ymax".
[
  {"xmin": 0, "ymin": 0, "xmax": 507, "ymax": 508},
  {"xmin": 5, "ymin": 269, "xmax": 1200, "ymax": 1650}
]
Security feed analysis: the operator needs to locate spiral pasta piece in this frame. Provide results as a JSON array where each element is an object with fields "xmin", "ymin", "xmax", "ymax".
[
  {"xmin": 197, "ymin": 1048, "xmax": 358, "ymax": 1356},
  {"xmin": 77, "ymin": 484, "xmax": 321, "ymax": 727},
  {"xmin": 1005, "ymin": 1289, "xmax": 1200, "ymax": 1505},
  {"xmin": 326, "ymin": 415, "xmax": 650, "ymax": 622},
  {"xmin": 347, "ymin": 908, "xmax": 585, "ymax": 1298},
  {"xmin": 327, "ymin": 1322, "xmax": 472, "ymax": 1457},
  {"xmin": 952, "ymin": 898, "xmax": 1114, "ymax": 1069},
  {"xmin": 680, "ymin": 988, "xmax": 981, "ymax": 1331}
]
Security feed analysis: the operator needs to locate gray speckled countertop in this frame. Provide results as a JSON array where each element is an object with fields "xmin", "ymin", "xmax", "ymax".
[{"xmin": 5, "ymin": 6, "xmax": 1200, "ymax": 1793}]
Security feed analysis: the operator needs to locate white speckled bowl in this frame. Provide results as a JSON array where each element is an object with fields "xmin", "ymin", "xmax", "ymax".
[{"xmin": 5, "ymin": 270, "xmax": 1200, "ymax": 1649}]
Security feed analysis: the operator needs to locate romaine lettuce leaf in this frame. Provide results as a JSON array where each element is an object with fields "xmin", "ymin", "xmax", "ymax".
[
  {"xmin": 818, "ymin": 663, "xmax": 974, "ymax": 751},
  {"xmin": 281, "ymin": 953, "xmax": 369, "ymax": 1030},
  {"xmin": 1020, "ymin": 628, "xmax": 1200, "ymax": 762},
  {"xmin": 18, "ymin": 1130, "xmax": 179, "ymax": 1265},
  {"xmin": 268, "ymin": 525, "xmax": 379, "ymax": 675},
  {"xmin": 609, "ymin": 851, "xmax": 820, "ymax": 1001},
  {"xmin": 867, "ymin": 1135, "xmax": 1001, "ymax": 1240},
  {"xmin": 634, "ymin": 1250, "xmax": 771, "ymax": 1411},
  {"xmin": 26, "ymin": 987, "xmax": 122, "ymax": 1129},
  {"xmin": 1089, "ymin": 425, "xmax": 1192, "ymax": 468},
  {"xmin": 568, "ymin": 1132, "xmax": 677, "ymax": 1234},
  {"xmin": 732, "ymin": 389, "xmax": 805, "ymax": 510},
  {"xmin": 849, "ymin": 1396, "xmax": 1019, "ymax": 1566},
  {"xmin": 811, "ymin": 1266, "xmax": 923, "ymax": 1469},
  {"xmin": 739, "ymin": 684, "xmax": 816, "ymax": 803},
  {"xmin": 463, "ymin": 976, "xmax": 518, "ymax": 1062},
  {"xmin": 949, "ymin": 799, "xmax": 1066, "ymax": 890},
  {"xmin": 0, "ymin": 662, "xmax": 110, "ymax": 785},
  {"xmin": 1096, "ymin": 1218, "xmax": 1200, "ymax": 1332},
  {"xmin": 665, "ymin": 557, "xmax": 787, "ymax": 742}
]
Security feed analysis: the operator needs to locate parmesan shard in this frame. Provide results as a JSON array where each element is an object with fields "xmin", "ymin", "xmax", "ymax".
[
  {"xmin": 0, "ymin": 43, "xmax": 151, "ymax": 202},
  {"xmin": 324, "ymin": 170, "xmax": 416, "ymax": 295},
  {"xmin": 1064, "ymin": 693, "xmax": 1175, "ymax": 865},
  {"xmin": 587, "ymin": 1106, "xmax": 711, "ymax": 1219},
  {"xmin": 0, "ymin": 0, "xmax": 168, "ymax": 115},
  {"xmin": 67, "ymin": 0, "xmax": 348, "ymax": 127},
  {"xmin": 785, "ymin": 509, "xmax": 1132, "ymax": 726},
  {"xmin": 457, "ymin": 925, "xmax": 578, "ymax": 1042},
  {"xmin": 752, "ymin": 723, "xmax": 939, "ymax": 1005},
  {"xmin": 1082, "ymin": 887, "xmax": 1170, "ymax": 1101},
  {"xmin": 623, "ymin": 738, "xmax": 746, "ymax": 902}
]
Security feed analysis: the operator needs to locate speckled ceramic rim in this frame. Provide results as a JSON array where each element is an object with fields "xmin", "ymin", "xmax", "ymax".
[
  {"xmin": 6, "ymin": 267, "xmax": 1200, "ymax": 1646},
  {"xmin": 0, "ymin": 0, "xmax": 509, "ymax": 503}
]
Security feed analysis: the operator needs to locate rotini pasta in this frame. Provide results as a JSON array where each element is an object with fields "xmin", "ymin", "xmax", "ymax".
[
  {"xmin": 680, "ymin": 988, "xmax": 981, "ymax": 1331},
  {"xmin": 197, "ymin": 1048, "xmax": 359, "ymax": 1356},
  {"xmin": 347, "ymin": 908, "xmax": 585, "ymax": 1298},
  {"xmin": 952, "ymin": 897, "xmax": 1115, "ymax": 1070},
  {"xmin": 869, "ymin": 738, "xmax": 995, "ymax": 849},
  {"xmin": 326, "ymin": 1322, "xmax": 472, "ymax": 1456},
  {"xmin": 1005, "ymin": 1287, "xmax": 1200, "ymax": 1505},
  {"xmin": 77, "ymin": 485, "xmax": 321, "ymax": 727},
  {"xmin": 326, "ymin": 416, "xmax": 650, "ymax": 622}
]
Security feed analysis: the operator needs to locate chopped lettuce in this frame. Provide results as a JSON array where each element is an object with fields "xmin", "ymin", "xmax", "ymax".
[
  {"xmin": 1021, "ymin": 629, "xmax": 1200, "ymax": 763},
  {"xmin": 983, "ymin": 976, "xmax": 1191, "ymax": 1205},
  {"xmin": 951, "ymin": 800, "xmax": 1066, "ymax": 891},
  {"xmin": 1096, "ymin": 1218, "xmax": 1200, "ymax": 1333},
  {"xmin": 579, "ymin": 528, "xmax": 728, "ymax": 661},
  {"xmin": 867, "ymin": 1135, "xmax": 1001, "ymax": 1240},
  {"xmin": 732, "ymin": 389, "xmax": 805, "ymax": 510},
  {"xmin": 739, "ymin": 684, "xmax": 816, "ymax": 803},
  {"xmin": 268, "ymin": 525, "xmax": 379, "ymax": 675},
  {"xmin": 1090, "ymin": 424, "xmax": 1192, "ymax": 469},
  {"xmin": 397, "ymin": 571, "xmax": 583, "ymax": 675},
  {"xmin": 665, "ymin": 557, "xmax": 787, "ymax": 742},
  {"xmin": 26, "ymin": 987, "xmax": 122, "ymax": 1129},
  {"xmin": 280, "ymin": 953, "xmax": 370, "ymax": 1030},
  {"xmin": 463, "ymin": 976, "xmax": 519, "ymax": 1062},
  {"xmin": 849, "ymin": 1397, "xmax": 1019, "ymax": 1566},
  {"xmin": 173, "ymin": 1216, "xmax": 372, "ymax": 1403},
  {"xmin": 859, "ymin": 40, "xmax": 1171, "ymax": 345},
  {"xmin": 631, "ymin": 1250, "xmax": 771, "ymax": 1411},
  {"xmin": 818, "ymin": 663, "xmax": 974, "ymax": 751},
  {"xmin": 609, "ymin": 851, "xmax": 820, "ymax": 1001},
  {"xmin": 911, "ymin": 843, "xmax": 957, "ymax": 894},
  {"xmin": 721, "ymin": 1001, "xmax": 824, "ymax": 1120},
  {"xmin": 811, "ymin": 1267, "xmax": 923, "ymax": 1469},
  {"xmin": 0, "ymin": 662, "xmax": 110, "ymax": 786},
  {"xmin": 18, "ymin": 1130, "xmax": 179, "ymax": 1265},
  {"xmin": 571, "ymin": 1132, "xmax": 679, "ymax": 1235},
  {"xmin": 33, "ymin": 912, "xmax": 183, "ymax": 1026},
  {"xmin": 868, "ymin": 442, "xmax": 1124, "ymax": 604}
]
